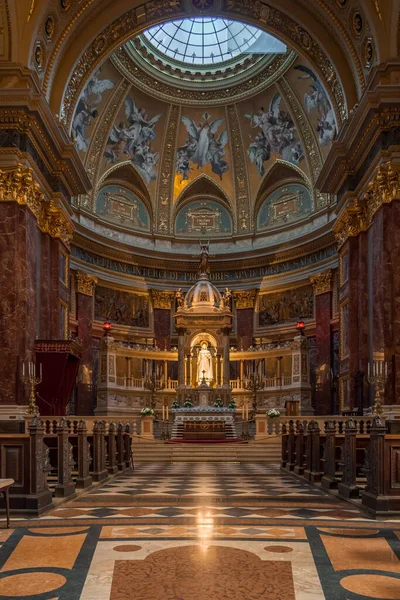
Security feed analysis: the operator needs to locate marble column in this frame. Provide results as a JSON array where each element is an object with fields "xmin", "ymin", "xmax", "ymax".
[
  {"xmin": 222, "ymin": 327, "xmax": 230, "ymax": 389},
  {"xmin": 311, "ymin": 270, "xmax": 333, "ymax": 415},
  {"xmin": 0, "ymin": 203, "xmax": 38, "ymax": 412},
  {"xmin": 369, "ymin": 202, "xmax": 400, "ymax": 410},
  {"xmin": 150, "ymin": 291, "xmax": 174, "ymax": 350},
  {"xmin": 75, "ymin": 272, "xmax": 97, "ymax": 415},
  {"xmin": 233, "ymin": 291, "xmax": 257, "ymax": 350},
  {"xmin": 177, "ymin": 328, "xmax": 186, "ymax": 387}
]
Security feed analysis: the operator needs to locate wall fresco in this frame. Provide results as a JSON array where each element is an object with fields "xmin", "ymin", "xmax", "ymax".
[
  {"xmin": 94, "ymin": 286, "xmax": 149, "ymax": 327},
  {"xmin": 175, "ymin": 200, "xmax": 232, "ymax": 236},
  {"xmin": 257, "ymin": 184, "xmax": 312, "ymax": 230},
  {"xmin": 258, "ymin": 285, "xmax": 314, "ymax": 326},
  {"xmin": 95, "ymin": 184, "xmax": 150, "ymax": 231}
]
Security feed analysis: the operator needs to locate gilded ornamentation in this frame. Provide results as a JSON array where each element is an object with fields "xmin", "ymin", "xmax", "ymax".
[
  {"xmin": 27, "ymin": 0, "xmax": 35, "ymax": 21},
  {"xmin": 233, "ymin": 290, "xmax": 257, "ymax": 309},
  {"xmin": 156, "ymin": 104, "xmax": 180, "ymax": 233},
  {"xmin": 0, "ymin": 166, "xmax": 74, "ymax": 245},
  {"xmin": 226, "ymin": 104, "xmax": 250, "ymax": 232},
  {"xmin": 310, "ymin": 269, "xmax": 333, "ymax": 296},
  {"xmin": 277, "ymin": 78, "xmax": 322, "ymax": 187},
  {"xmin": 0, "ymin": 165, "xmax": 43, "ymax": 217},
  {"xmin": 85, "ymin": 79, "xmax": 131, "ymax": 189},
  {"xmin": 335, "ymin": 162, "xmax": 400, "ymax": 248},
  {"xmin": 151, "ymin": 290, "xmax": 175, "ymax": 310},
  {"xmin": 34, "ymin": 43, "xmax": 44, "ymax": 70},
  {"xmin": 45, "ymin": 16, "xmax": 55, "ymax": 39},
  {"xmin": 60, "ymin": 0, "xmax": 346, "ymax": 128},
  {"xmin": 75, "ymin": 271, "xmax": 98, "ymax": 296}
]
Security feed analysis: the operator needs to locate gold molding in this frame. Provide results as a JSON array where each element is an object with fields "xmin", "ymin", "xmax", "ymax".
[
  {"xmin": 75, "ymin": 271, "xmax": 98, "ymax": 296},
  {"xmin": 334, "ymin": 162, "xmax": 400, "ymax": 248},
  {"xmin": 150, "ymin": 290, "xmax": 174, "ymax": 310},
  {"xmin": 233, "ymin": 290, "xmax": 257, "ymax": 309},
  {"xmin": 0, "ymin": 165, "xmax": 74, "ymax": 247},
  {"xmin": 310, "ymin": 269, "xmax": 333, "ymax": 295}
]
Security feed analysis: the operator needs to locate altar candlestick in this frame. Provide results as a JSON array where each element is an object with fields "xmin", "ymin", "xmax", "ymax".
[
  {"xmin": 162, "ymin": 405, "xmax": 165, "ymax": 422},
  {"xmin": 166, "ymin": 405, "xmax": 169, "ymax": 421},
  {"xmin": 22, "ymin": 362, "xmax": 25, "ymax": 377},
  {"xmin": 242, "ymin": 405, "xmax": 245, "ymax": 420},
  {"xmin": 40, "ymin": 363, "xmax": 42, "ymax": 378}
]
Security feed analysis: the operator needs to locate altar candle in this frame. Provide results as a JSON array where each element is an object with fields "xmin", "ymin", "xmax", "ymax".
[
  {"xmin": 162, "ymin": 405, "xmax": 165, "ymax": 422},
  {"xmin": 242, "ymin": 404, "xmax": 245, "ymax": 420},
  {"xmin": 166, "ymin": 405, "xmax": 169, "ymax": 421},
  {"xmin": 22, "ymin": 362, "xmax": 25, "ymax": 378}
]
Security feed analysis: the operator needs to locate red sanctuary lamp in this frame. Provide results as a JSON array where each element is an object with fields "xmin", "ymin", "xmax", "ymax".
[
  {"xmin": 103, "ymin": 321, "xmax": 112, "ymax": 335},
  {"xmin": 296, "ymin": 320, "xmax": 305, "ymax": 335}
]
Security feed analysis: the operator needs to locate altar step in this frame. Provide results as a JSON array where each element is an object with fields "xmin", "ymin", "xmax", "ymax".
[{"xmin": 132, "ymin": 438, "xmax": 281, "ymax": 463}]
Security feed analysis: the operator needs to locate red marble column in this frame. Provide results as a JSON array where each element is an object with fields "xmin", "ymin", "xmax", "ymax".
[
  {"xmin": 0, "ymin": 203, "xmax": 38, "ymax": 407},
  {"xmin": 370, "ymin": 202, "xmax": 400, "ymax": 407},
  {"xmin": 236, "ymin": 309, "xmax": 254, "ymax": 350},
  {"xmin": 153, "ymin": 308, "xmax": 171, "ymax": 350},
  {"xmin": 39, "ymin": 234, "xmax": 52, "ymax": 339},
  {"xmin": 75, "ymin": 273, "xmax": 97, "ymax": 415},
  {"xmin": 314, "ymin": 289, "xmax": 332, "ymax": 415}
]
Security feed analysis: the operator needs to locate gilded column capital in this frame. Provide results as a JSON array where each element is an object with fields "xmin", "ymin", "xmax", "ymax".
[
  {"xmin": 233, "ymin": 290, "xmax": 257, "ymax": 309},
  {"xmin": 310, "ymin": 270, "xmax": 333, "ymax": 296},
  {"xmin": 334, "ymin": 196, "xmax": 368, "ymax": 248},
  {"xmin": 334, "ymin": 162, "xmax": 400, "ymax": 249},
  {"xmin": 0, "ymin": 165, "xmax": 44, "ymax": 219},
  {"xmin": 75, "ymin": 272, "xmax": 97, "ymax": 296},
  {"xmin": 151, "ymin": 290, "xmax": 174, "ymax": 309},
  {"xmin": 0, "ymin": 165, "xmax": 74, "ymax": 247}
]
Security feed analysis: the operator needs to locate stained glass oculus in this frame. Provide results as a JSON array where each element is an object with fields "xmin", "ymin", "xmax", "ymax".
[{"xmin": 143, "ymin": 18, "xmax": 286, "ymax": 66}]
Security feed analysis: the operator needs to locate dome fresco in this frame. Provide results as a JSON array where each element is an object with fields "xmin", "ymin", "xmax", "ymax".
[{"xmin": 71, "ymin": 28, "xmax": 336, "ymax": 248}]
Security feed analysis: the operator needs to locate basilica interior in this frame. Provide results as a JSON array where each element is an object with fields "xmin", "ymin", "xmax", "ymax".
[{"xmin": 0, "ymin": 1, "xmax": 400, "ymax": 599}]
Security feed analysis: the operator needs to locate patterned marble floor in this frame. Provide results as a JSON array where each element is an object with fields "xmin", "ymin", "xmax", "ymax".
[{"xmin": 0, "ymin": 463, "xmax": 399, "ymax": 599}]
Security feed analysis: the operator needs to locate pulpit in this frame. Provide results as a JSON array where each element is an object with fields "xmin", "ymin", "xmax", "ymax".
[{"xmin": 35, "ymin": 340, "xmax": 82, "ymax": 416}]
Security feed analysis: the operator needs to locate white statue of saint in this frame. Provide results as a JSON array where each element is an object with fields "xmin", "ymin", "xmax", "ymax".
[{"xmin": 197, "ymin": 342, "xmax": 213, "ymax": 384}]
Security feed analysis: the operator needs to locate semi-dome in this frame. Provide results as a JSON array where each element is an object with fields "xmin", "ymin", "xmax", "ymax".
[{"xmin": 184, "ymin": 275, "xmax": 224, "ymax": 312}]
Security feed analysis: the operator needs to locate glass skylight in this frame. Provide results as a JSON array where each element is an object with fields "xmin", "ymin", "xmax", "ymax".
[{"xmin": 143, "ymin": 18, "xmax": 286, "ymax": 66}]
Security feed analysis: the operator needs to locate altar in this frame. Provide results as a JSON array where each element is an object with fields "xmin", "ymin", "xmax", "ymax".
[{"xmin": 171, "ymin": 408, "xmax": 237, "ymax": 440}]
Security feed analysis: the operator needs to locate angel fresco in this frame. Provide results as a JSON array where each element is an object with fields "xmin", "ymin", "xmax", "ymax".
[
  {"xmin": 71, "ymin": 68, "xmax": 115, "ymax": 152},
  {"xmin": 104, "ymin": 96, "xmax": 162, "ymax": 185},
  {"xmin": 294, "ymin": 65, "xmax": 336, "ymax": 146},
  {"xmin": 245, "ymin": 94, "xmax": 304, "ymax": 176},
  {"xmin": 176, "ymin": 113, "xmax": 229, "ymax": 182}
]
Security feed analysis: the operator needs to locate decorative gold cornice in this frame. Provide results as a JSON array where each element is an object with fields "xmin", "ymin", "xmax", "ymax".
[
  {"xmin": 310, "ymin": 269, "xmax": 333, "ymax": 295},
  {"xmin": 72, "ymin": 226, "xmax": 336, "ymax": 271},
  {"xmin": 75, "ymin": 271, "xmax": 97, "ymax": 296},
  {"xmin": 0, "ymin": 165, "xmax": 74, "ymax": 247},
  {"xmin": 334, "ymin": 162, "xmax": 400, "ymax": 248},
  {"xmin": 233, "ymin": 290, "xmax": 257, "ymax": 309},
  {"xmin": 150, "ymin": 290, "xmax": 174, "ymax": 309},
  {"xmin": 112, "ymin": 45, "xmax": 296, "ymax": 106}
]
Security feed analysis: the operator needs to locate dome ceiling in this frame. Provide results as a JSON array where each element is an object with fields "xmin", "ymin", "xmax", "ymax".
[{"xmin": 71, "ymin": 18, "xmax": 336, "ymax": 253}]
